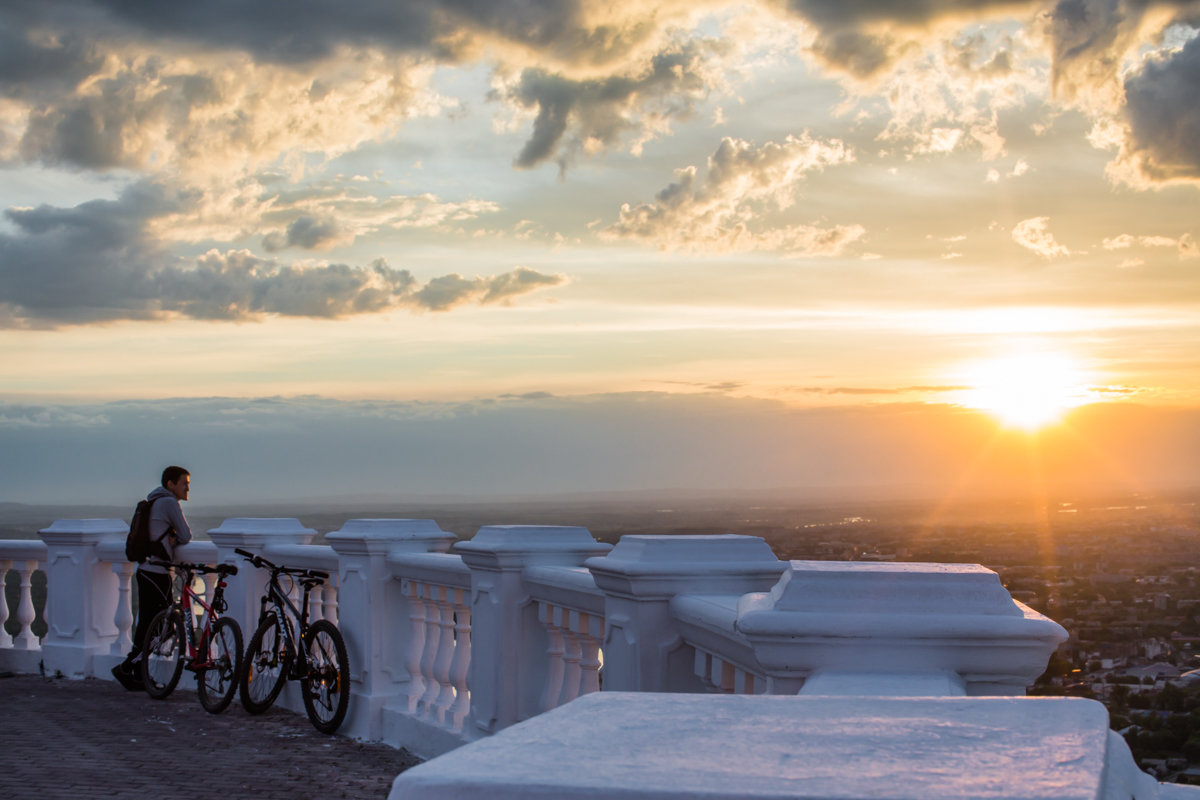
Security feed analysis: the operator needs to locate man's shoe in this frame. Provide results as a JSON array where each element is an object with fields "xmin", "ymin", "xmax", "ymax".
[{"xmin": 111, "ymin": 663, "xmax": 144, "ymax": 692}]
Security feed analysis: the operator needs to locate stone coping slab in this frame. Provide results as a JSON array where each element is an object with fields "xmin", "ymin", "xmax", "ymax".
[{"xmin": 391, "ymin": 692, "xmax": 1158, "ymax": 800}]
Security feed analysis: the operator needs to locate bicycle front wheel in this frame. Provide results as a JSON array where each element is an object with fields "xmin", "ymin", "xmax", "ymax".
[
  {"xmin": 141, "ymin": 608, "xmax": 184, "ymax": 699},
  {"xmin": 301, "ymin": 619, "xmax": 350, "ymax": 734},
  {"xmin": 197, "ymin": 617, "xmax": 243, "ymax": 714},
  {"xmin": 240, "ymin": 613, "xmax": 289, "ymax": 714}
]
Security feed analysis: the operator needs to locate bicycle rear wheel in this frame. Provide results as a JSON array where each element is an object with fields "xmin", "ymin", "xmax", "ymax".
[
  {"xmin": 301, "ymin": 619, "xmax": 350, "ymax": 734},
  {"xmin": 240, "ymin": 613, "xmax": 289, "ymax": 714},
  {"xmin": 141, "ymin": 608, "xmax": 184, "ymax": 699},
  {"xmin": 197, "ymin": 617, "xmax": 243, "ymax": 713}
]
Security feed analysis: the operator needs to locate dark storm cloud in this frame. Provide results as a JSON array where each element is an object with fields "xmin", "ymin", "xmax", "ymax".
[
  {"xmin": 262, "ymin": 216, "xmax": 344, "ymax": 252},
  {"xmin": 1122, "ymin": 33, "xmax": 1200, "ymax": 183},
  {"xmin": 505, "ymin": 40, "xmax": 718, "ymax": 170},
  {"xmin": 18, "ymin": 0, "xmax": 645, "ymax": 66},
  {"xmin": 0, "ymin": 182, "xmax": 183, "ymax": 324},
  {"xmin": 0, "ymin": 184, "xmax": 565, "ymax": 326},
  {"xmin": 776, "ymin": 0, "xmax": 1040, "ymax": 78},
  {"xmin": 0, "ymin": 17, "xmax": 104, "ymax": 95}
]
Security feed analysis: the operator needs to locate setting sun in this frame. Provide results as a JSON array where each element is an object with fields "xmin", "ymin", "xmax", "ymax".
[{"xmin": 955, "ymin": 352, "xmax": 1092, "ymax": 431}]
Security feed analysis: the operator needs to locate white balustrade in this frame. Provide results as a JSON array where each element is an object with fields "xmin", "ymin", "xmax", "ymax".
[
  {"xmin": 388, "ymin": 551, "xmax": 471, "ymax": 738},
  {"xmin": 3, "ymin": 513, "xmax": 1090, "ymax": 792},
  {"xmin": 0, "ymin": 540, "xmax": 49, "ymax": 673},
  {"xmin": 669, "ymin": 589, "xmax": 766, "ymax": 694},
  {"xmin": 457, "ymin": 526, "xmax": 612, "ymax": 739},
  {"xmin": 525, "ymin": 565, "xmax": 605, "ymax": 710},
  {"xmin": 329, "ymin": 519, "xmax": 457, "ymax": 743}
]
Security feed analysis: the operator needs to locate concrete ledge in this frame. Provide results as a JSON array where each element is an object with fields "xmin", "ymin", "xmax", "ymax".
[{"xmin": 390, "ymin": 693, "xmax": 1158, "ymax": 800}]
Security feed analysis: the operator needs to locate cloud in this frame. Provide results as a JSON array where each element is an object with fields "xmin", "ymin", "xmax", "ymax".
[
  {"xmin": 255, "ymin": 180, "xmax": 500, "ymax": 251},
  {"xmin": 1115, "ymin": 33, "xmax": 1200, "ymax": 187},
  {"xmin": 1012, "ymin": 216, "xmax": 1071, "ymax": 257},
  {"xmin": 603, "ymin": 134, "xmax": 863, "ymax": 255},
  {"xmin": 1102, "ymin": 231, "xmax": 1199, "ymax": 258},
  {"xmin": 499, "ymin": 38, "xmax": 725, "ymax": 171},
  {"xmin": 0, "ymin": 183, "xmax": 564, "ymax": 326},
  {"xmin": 10, "ymin": 45, "xmax": 444, "ymax": 181}
]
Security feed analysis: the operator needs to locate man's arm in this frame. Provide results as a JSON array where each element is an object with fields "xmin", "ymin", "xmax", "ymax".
[{"xmin": 164, "ymin": 499, "xmax": 193, "ymax": 544}]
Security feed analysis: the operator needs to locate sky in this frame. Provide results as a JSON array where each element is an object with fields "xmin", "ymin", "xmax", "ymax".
[{"xmin": 1, "ymin": 1, "xmax": 1199, "ymax": 506}]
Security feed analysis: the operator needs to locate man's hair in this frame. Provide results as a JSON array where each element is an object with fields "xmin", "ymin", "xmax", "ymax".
[{"xmin": 161, "ymin": 466, "xmax": 190, "ymax": 487}]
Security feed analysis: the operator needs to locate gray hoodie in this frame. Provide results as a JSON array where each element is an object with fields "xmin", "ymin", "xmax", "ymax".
[{"xmin": 138, "ymin": 485, "xmax": 194, "ymax": 574}]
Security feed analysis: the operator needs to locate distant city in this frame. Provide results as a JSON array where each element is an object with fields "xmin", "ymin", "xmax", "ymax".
[{"xmin": 4, "ymin": 486, "xmax": 1200, "ymax": 782}]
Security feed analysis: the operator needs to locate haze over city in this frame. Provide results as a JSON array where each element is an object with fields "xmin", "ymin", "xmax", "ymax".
[{"xmin": 1, "ymin": 1, "xmax": 1198, "ymax": 506}]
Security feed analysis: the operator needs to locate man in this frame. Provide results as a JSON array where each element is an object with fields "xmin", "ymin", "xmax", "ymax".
[{"xmin": 111, "ymin": 466, "xmax": 194, "ymax": 691}]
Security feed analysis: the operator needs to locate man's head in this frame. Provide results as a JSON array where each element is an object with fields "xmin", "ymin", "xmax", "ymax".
[{"xmin": 161, "ymin": 466, "xmax": 191, "ymax": 501}]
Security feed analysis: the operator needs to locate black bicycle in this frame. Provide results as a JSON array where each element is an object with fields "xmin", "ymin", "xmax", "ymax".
[
  {"xmin": 140, "ymin": 560, "xmax": 243, "ymax": 713},
  {"xmin": 235, "ymin": 548, "xmax": 350, "ymax": 734}
]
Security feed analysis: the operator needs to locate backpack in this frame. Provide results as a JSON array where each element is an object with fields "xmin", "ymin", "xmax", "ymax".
[{"xmin": 125, "ymin": 497, "xmax": 164, "ymax": 563}]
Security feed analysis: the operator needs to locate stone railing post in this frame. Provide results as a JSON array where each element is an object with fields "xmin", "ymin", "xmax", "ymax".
[
  {"xmin": 327, "ymin": 519, "xmax": 457, "ymax": 741},
  {"xmin": 586, "ymin": 535, "xmax": 787, "ymax": 693},
  {"xmin": 207, "ymin": 518, "xmax": 317, "ymax": 636},
  {"xmin": 735, "ymin": 560, "xmax": 1070, "ymax": 696},
  {"xmin": 38, "ymin": 519, "xmax": 127, "ymax": 679},
  {"xmin": 456, "ymin": 526, "xmax": 611, "ymax": 737}
]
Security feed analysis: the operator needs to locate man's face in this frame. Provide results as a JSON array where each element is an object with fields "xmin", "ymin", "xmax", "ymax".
[{"xmin": 167, "ymin": 474, "xmax": 190, "ymax": 501}]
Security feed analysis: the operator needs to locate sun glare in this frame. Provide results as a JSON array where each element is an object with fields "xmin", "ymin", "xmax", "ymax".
[{"xmin": 955, "ymin": 351, "xmax": 1091, "ymax": 431}]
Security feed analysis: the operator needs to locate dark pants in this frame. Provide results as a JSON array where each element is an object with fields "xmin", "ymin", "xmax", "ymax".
[{"xmin": 127, "ymin": 569, "xmax": 172, "ymax": 662}]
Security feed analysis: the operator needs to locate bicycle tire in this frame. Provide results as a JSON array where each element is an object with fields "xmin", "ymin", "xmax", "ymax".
[
  {"xmin": 301, "ymin": 619, "xmax": 350, "ymax": 734},
  {"xmin": 197, "ymin": 617, "xmax": 243, "ymax": 714},
  {"xmin": 240, "ymin": 613, "xmax": 289, "ymax": 714},
  {"xmin": 141, "ymin": 608, "xmax": 184, "ymax": 699}
]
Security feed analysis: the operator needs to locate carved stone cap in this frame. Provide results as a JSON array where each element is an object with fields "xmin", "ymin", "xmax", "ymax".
[
  {"xmin": 327, "ymin": 518, "xmax": 456, "ymax": 555},
  {"xmin": 737, "ymin": 561, "xmax": 1069, "ymax": 640},
  {"xmin": 39, "ymin": 518, "xmax": 127, "ymax": 545},
  {"xmin": 207, "ymin": 517, "xmax": 316, "ymax": 548},
  {"xmin": 751, "ymin": 560, "xmax": 1019, "ymax": 617},
  {"xmin": 457, "ymin": 525, "xmax": 611, "ymax": 570},
  {"xmin": 586, "ymin": 534, "xmax": 786, "ymax": 599}
]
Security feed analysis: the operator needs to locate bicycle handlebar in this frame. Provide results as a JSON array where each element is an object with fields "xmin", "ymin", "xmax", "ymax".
[
  {"xmin": 234, "ymin": 548, "xmax": 328, "ymax": 582},
  {"xmin": 144, "ymin": 559, "xmax": 238, "ymax": 576}
]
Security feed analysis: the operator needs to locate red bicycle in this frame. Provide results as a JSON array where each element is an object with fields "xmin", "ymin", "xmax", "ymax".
[{"xmin": 140, "ymin": 560, "xmax": 244, "ymax": 713}]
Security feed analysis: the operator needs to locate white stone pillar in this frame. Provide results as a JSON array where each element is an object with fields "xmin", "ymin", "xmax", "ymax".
[
  {"xmin": 457, "ymin": 526, "xmax": 611, "ymax": 737},
  {"xmin": 206, "ymin": 518, "xmax": 317, "ymax": 637},
  {"xmin": 735, "ymin": 560, "xmax": 1070, "ymax": 696},
  {"xmin": 586, "ymin": 534, "xmax": 787, "ymax": 693},
  {"xmin": 327, "ymin": 519, "xmax": 457, "ymax": 741},
  {"xmin": 38, "ymin": 519, "xmax": 126, "ymax": 679}
]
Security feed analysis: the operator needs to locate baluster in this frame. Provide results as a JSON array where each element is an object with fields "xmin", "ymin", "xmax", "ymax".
[
  {"xmin": 448, "ymin": 589, "xmax": 471, "ymax": 729},
  {"xmin": 111, "ymin": 561, "xmax": 135, "ymax": 655},
  {"xmin": 308, "ymin": 583, "xmax": 324, "ymax": 623},
  {"xmin": 416, "ymin": 583, "xmax": 443, "ymax": 718},
  {"xmin": 694, "ymin": 647, "xmax": 714, "ymax": 690},
  {"xmin": 432, "ymin": 586, "xmax": 457, "ymax": 724},
  {"xmin": 577, "ymin": 612, "xmax": 602, "ymax": 696},
  {"xmin": 402, "ymin": 580, "xmax": 428, "ymax": 713},
  {"xmin": 0, "ymin": 561, "xmax": 12, "ymax": 649},
  {"xmin": 718, "ymin": 657, "xmax": 736, "ymax": 693},
  {"xmin": 323, "ymin": 581, "xmax": 339, "ymax": 623},
  {"xmin": 558, "ymin": 627, "xmax": 583, "ymax": 707},
  {"xmin": 539, "ymin": 603, "xmax": 566, "ymax": 711},
  {"xmin": 14, "ymin": 560, "xmax": 40, "ymax": 649}
]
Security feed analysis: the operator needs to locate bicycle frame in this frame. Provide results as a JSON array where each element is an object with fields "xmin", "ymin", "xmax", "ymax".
[
  {"xmin": 258, "ymin": 567, "xmax": 324, "ymax": 678},
  {"xmin": 152, "ymin": 561, "xmax": 234, "ymax": 669}
]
